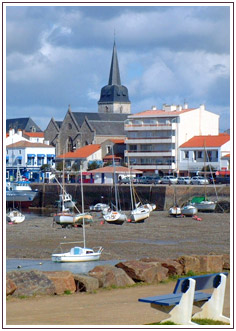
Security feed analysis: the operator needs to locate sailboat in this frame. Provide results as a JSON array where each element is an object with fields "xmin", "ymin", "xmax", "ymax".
[
  {"xmin": 53, "ymin": 160, "xmax": 93, "ymax": 227},
  {"xmin": 169, "ymin": 186, "xmax": 182, "ymax": 217},
  {"xmin": 103, "ymin": 151, "xmax": 127, "ymax": 225},
  {"xmin": 190, "ymin": 140, "xmax": 217, "ymax": 212},
  {"xmin": 6, "ymin": 165, "xmax": 25, "ymax": 224},
  {"xmin": 52, "ymin": 168, "xmax": 103, "ymax": 262},
  {"xmin": 128, "ymin": 160, "xmax": 150, "ymax": 223}
]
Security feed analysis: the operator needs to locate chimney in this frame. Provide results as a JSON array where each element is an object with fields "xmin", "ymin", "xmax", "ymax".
[
  {"xmin": 9, "ymin": 128, "xmax": 15, "ymax": 136},
  {"xmin": 17, "ymin": 129, "xmax": 22, "ymax": 137},
  {"xmin": 151, "ymin": 105, "xmax": 157, "ymax": 110},
  {"xmin": 183, "ymin": 103, "xmax": 188, "ymax": 109},
  {"xmin": 200, "ymin": 104, "xmax": 205, "ymax": 110},
  {"xmin": 44, "ymin": 140, "xmax": 50, "ymax": 145}
]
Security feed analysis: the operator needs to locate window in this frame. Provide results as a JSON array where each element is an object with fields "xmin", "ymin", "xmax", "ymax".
[
  {"xmin": 184, "ymin": 151, "xmax": 189, "ymax": 159},
  {"xmin": 68, "ymin": 123, "xmax": 72, "ymax": 130},
  {"xmin": 106, "ymin": 145, "xmax": 112, "ymax": 154},
  {"xmin": 129, "ymin": 145, "xmax": 137, "ymax": 151},
  {"xmin": 19, "ymin": 150, "xmax": 21, "ymax": 154},
  {"xmin": 197, "ymin": 151, "xmax": 202, "ymax": 159},
  {"xmin": 67, "ymin": 137, "xmax": 73, "ymax": 152}
]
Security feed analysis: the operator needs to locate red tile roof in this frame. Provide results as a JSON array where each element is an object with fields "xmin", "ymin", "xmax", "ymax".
[
  {"xmin": 23, "ymin": 131, "xmax": 44, "ymax": 137},
  {"xmin": 132, "ymin": 108, "xmax": 196, "ymax": 117},
  {"xmin": 58, "ymin": 144, "xmax": 101, "ymax": 159},
  {"xmin": 88, "ymin": 166, "xmax": 142, "ymax": 174},
  {"xmin": 103, "ymin": 155, "xmax": 122, "ymax": 160},
  {"xmin": 180, "ymin": 134, "xmax": 230, "ymax": 148},
  {"xmin": 109, "ymin": 139, "xmax": 125, "ymax": 144},
  {"xmin": 7, "ymin": 141, "xmax": 53, "ymax": 148}
]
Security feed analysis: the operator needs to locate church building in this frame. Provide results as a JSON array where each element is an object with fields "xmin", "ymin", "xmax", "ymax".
[{"xmin": 44, "ymin": 42, "xmax": 131, "ymax": 155}]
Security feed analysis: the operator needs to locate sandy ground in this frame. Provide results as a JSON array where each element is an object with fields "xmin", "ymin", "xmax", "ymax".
[
  {"xmin": 6, "ymin": 211, "xmax": 230, "ymax": 261},
  {"xmin": 5, "ymin": 211, "xmax": 231, "ymax": 326}
]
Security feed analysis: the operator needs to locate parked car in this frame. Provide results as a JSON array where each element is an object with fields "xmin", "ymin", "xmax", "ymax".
[
  {"xmin": 120, "ymin": 176, "xmax": 131, "ymax": 184},
  {"xmin": 214, "ymin": 176, "xmax": 230, "ymax": 185},
  {"xmin": 177, "ymin": 176, "xmax": 191, "ymax": 185},
  {"xmin": 190, "ymin": 176, "xmax": 209, "ymax": 185},
  {"xmin": 160, "ymin": 176, "xmax": 178, "ymax": 185},
  {"xmin": 138, "ymin": 176, "xmax": 162, "ymax": 184}
]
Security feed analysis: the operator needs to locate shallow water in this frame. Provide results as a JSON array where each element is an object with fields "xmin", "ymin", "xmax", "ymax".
[{"xmin": 6, "ymin": 258, "xmax": 121, "ymax": 273}]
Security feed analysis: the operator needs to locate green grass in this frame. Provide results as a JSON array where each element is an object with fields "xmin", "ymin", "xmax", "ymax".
[{"xmin": 64, "ymin": 290, "xmax": 72, "ymax": 295}]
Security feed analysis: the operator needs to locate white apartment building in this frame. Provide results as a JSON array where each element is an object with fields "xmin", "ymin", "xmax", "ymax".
[
  {"xmin": 179, "ymin": 134, "xmax": 230, "ymax": 175},
  {"xmin": 6, "ymin": 140, "xmax": 55, "ymax": 181},
  {"xmin": 124, "ymin": 103, "xmax": 219, "ymax": 174}
]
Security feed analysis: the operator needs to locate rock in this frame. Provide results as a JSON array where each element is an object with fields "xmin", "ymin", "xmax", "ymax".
[
  {"xmin": 7, "ymin": 270, "xmax": 56, "ymax": 297},
  {"xmin": 73, "ymin": 274, "xmax": 99, "ymax": 292},
  {"xmin": 223, "ymin": 254, "xmax": 230, "ymax": 270},
  {"xmin": 6, "ymin": 276, "xmax": 17, "ymax": 296},
  {"xmin": 141, "ymin": 257, "xmax": 183, "ymax": 276},
  {"xmin": 115, "ymin": 260, "xmax": 168, "ymax": 283},
  {"xmin": 195, "ymin": 255, "xmax": 223, "ymax": 273},
  {"xmin": 88, "ymin": 265, "xmax": 135, "ymax": 288},
  {"xmin": 43, "ymin": 271, "xmax": 76, "ymax": 295},
  {"xmin": 177, "ymin": 256, "xmax": 201, "ymax": 274}
]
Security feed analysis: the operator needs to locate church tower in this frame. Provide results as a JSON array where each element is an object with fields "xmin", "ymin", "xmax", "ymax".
[{"xmin": 98, "ymin": 42, "xmax": 131, "ymax": 114}]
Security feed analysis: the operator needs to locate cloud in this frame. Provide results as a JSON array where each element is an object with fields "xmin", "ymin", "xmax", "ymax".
[{"xmin": 5, "ymin": 5, "xmax": 231, "ymax": 132}]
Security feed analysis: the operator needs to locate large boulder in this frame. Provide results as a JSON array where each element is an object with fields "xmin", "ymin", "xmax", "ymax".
[
  {"xmin": 140, "ymin": 258, "xmax": 183, "ymax": 276},
  {"xmin": 7, "ymin": 270, "xmax": 56, "ymax": 297},
  {"xmin": 6, "ymin": 276, "xmax": 17, "ymax": 296},
  {"xmin": 43, "ymin": 271, "xmax": 76, "ymax": 295},
  {"xmin": 73, "ymin": 274, "xmax": 99, "ymax": 293},
  {"xmin": 223, "ymin": 254, "xmax": 230, "ymax": 270},
  {"xmin": 195, "ymin": 255, "xmax": 223, "ymax": 273},
  {"xmin": 177, "ymin": 256, "xmax": 201, "ymax": 274},
  {"xmin": 88, "ymin": 265, "xmax": 135, "ymax": 288},
  {"xmin": 115, "ymin": 260, "xmax": 168, "ymax": 283}
]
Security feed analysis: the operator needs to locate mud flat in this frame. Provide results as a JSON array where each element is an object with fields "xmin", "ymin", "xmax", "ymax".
[{"xmin": 6, "ymin": 211, "xmax": 230, "ymax": 261}]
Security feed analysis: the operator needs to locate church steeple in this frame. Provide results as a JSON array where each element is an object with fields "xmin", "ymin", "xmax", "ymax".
[
  {"xmin": 108, "ymin": 42, "xmax": 121, "ymax": 86},
  {"xmin": 98, "ymin": 42, "xmax": 131, "ymax": 114}
]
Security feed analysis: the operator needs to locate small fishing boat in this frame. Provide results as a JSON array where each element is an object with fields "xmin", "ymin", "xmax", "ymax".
[
  {"xmin": 181, "ymin": 204, "xmax": 198, "ymax": 216},
  {"xmin": 6, "ymin": 208, "xmax": 25, "ymax": 224},
  {"xmin": 54, "ymin": 212, "xmax": 93, "ymax": 227},
  {"xmin": 52, "ymin": 242, "xmax": 103, "ymax": 262},
  {"xmin": 169, "ymin": 205, "xmax": 182, "ymax": 217}
]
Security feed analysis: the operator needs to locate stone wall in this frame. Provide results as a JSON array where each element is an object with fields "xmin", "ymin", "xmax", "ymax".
[
  {"xmin": 30, "ymin": 183, "xmax": 230, "ymax": 211},
  {"xmin": 6, "ymin": 254, "xmax": 230, "ymax": 297}
]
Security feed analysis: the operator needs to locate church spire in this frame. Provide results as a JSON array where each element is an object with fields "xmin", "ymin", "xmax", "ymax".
[{"xmin": 108, "ymin": 42, "xmax": 121, "ymax": 86}]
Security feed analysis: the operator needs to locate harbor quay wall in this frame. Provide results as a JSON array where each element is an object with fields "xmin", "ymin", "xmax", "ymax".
[{"xmin": 30, "ymin": 184, "xmax": 230, "ymax": 211}]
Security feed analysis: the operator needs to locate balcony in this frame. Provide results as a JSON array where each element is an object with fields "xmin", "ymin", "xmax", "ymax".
[
  {"xmin": 124, "ymin": 122, "xmax": 177, "ymax": 131},
  {"xmin": 125, "ymin": 136, "xmax": 176, "ymax": 144},
  {"xmin": 125, "ymin": 150, "xmax": 176, "ymax": 157}
]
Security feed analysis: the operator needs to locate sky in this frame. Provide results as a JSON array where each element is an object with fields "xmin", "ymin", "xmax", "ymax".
[{"xmin": 5, "ymin": 4, "xmax": 231, "ymax": 131}]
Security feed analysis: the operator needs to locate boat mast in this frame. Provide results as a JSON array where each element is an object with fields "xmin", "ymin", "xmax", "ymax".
[
  {"xmin": 62, "ymin": 158, "xmax": 65, "ymax": 212},
  {"xmin": 128, "ymin": 156, "xmax": 134, "ymax": 210},
  {"xmin": 80, "ymin": 165, "xmax": 86, "ymax": 248},
  {"xmin": 112, "ymin": 146, "xmax": 118, "ymax": 211},
  {"xmin": 204, "ymin": 139, "xmax": 207, "ymax": 200}
]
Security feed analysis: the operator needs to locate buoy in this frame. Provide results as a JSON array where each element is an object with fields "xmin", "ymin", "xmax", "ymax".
[
  {"xmin": 39, "ymin": 262, "xmax": 42, "ymax": 265},
  {"xmin": 17, "ymin": 265, "xmax": 22, "ymax": 269},
  {"xmin": 127, "ymin": 219, "xmax": 132, "ymax": 223},
  {"xmin": 100, "ymin": 221, "xmax": 104, "ymax": 225}
]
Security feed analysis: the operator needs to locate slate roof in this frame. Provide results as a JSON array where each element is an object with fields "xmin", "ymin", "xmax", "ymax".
[
  {"xmin": 72, "ymin": 112, "xmax": 128, "ymax": 135},
  {"xmin": 6, "ymin": 118, "xmax": 42, "ymax": 132},
  {"xmin": 55, "ymin": 121, "xmax": 63, "ymax": 129},
  {"xmin": 98, "ymin": 42, "xmax": 130, "ymax": 104}
]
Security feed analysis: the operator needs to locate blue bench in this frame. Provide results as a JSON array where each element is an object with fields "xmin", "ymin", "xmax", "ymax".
[{"xmin": 139, "ymin": 272, "xmax": 229, "ymax": 325}]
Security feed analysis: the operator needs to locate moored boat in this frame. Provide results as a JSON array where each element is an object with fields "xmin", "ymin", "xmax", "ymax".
[
  {"xmin": 6, "ymin": 181, "xmax": 38, "ymax": 208},
  {"xmin": 103, "ymin": 210, "xmax": 127, "ymax": 225},
  {"xmin": 6, "ymin": 208, "xmax": 25, "ymax": 224},
  {"xmin": 190, "ymin": 197, "xmax": 216, "ymax": 212},
  {"xmin": 169, "ymin": 205, "xmax": 182, "ymax": 217},
  {"xmin": 181, "ymin": 204, "xmax": 198, "ymax": 216},
  {"xmin": 52, "ymin": 243, "xmax": 103, "ymax": 262}
]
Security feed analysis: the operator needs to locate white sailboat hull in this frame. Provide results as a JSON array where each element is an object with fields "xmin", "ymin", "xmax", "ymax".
[
  {"xmin": 6, "ymin": 209, "xmax": 25, "ymax": 223},
  {"xmin": 181, "ymin": 205, "xmax": 198, "ymax": 216},
  {"xmin": 54, "ymin": 213, "xmax": 93, "ymax": 225},
  {"xmin": 169, "ymin": 206, "xmax": 182, "ymax": 217},
  {"xmin": 130, "ymin": 207, "xmax": 150, "ymax": 223},
  {"xmin": 52, "ymin": 246, "xmax": 103, "ymax": 262},
  {"xmin": 191, "ymin": 201, "xmax": 216, "ymax": 211},
  {"xmin": 103, "ymin": 211, "xmax": 127, "ymax": 224}
]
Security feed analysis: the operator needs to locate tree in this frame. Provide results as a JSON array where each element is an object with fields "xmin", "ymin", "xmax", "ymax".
[
  {"xmin": 88, "ymin": 161, "xmax": 101, "ymax": 170},
  {"xmin": 40, "ymin": 164, "xmax": 51, "ymax": 172},
  {"xmin": 201, "ymin": 164, "xmax": 216, "ymax": 172},
  {"xmin": 56, "ymin": 161, "xmax": 63, "ymax": 171}
]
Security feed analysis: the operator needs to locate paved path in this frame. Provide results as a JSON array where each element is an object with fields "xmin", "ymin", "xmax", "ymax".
[{"xmin": 6, "ymin": 277, "xmax": 230, "ymax": 326}]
